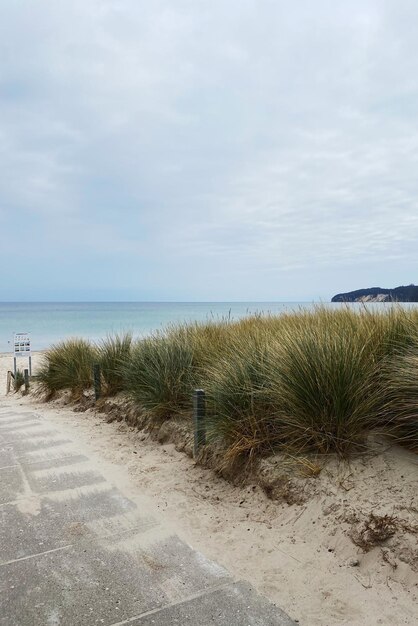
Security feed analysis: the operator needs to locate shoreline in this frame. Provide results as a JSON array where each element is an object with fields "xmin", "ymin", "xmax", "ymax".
[{"xmin": 0, "ymin": 350, "xmax": 45, "ymax": 354}]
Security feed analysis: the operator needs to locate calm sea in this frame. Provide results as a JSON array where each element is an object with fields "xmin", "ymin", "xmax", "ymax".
[
  {"xmin": 0, "ymin": 302, "xmax": 302, "ymax": 352},
  {"xmin": 1, "ymin": 301, "xmax": 417, "ymax": 353}
]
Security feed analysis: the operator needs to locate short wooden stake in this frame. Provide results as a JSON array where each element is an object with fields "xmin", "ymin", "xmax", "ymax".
[
  {"xmin": 24, "ymin": 369, "xmax": 30, "ymax": 394},
  {"xmin": 93, "ymin": 364, "xmax": 101, "ymax": 401},
  {"xmin": 193, "ymin": 389, "xmax": 206, "ymax": 458},
  {"xmin": 6, "ymin": 371, "xmax": 11, "ymax": 394}
]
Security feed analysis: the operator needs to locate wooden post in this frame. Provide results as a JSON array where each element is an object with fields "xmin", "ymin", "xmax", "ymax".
[
  {"xmin": 93, "ymin": 364, "xmax": 101, "ymax": 401},
  {"xmin": 24, "ymin": 369, "xmax": 30, "ymax": 394},
  {"xmin": 193, "ymin": 389, "xmax": 206, "ymax": 458},
  {"xmin": 6, "ymin": 371, "xmax": 11, "ymax": 394}
]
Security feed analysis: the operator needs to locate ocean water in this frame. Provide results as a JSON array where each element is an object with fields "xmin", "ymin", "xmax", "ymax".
[
  {"xmin": 0, "ymin": 302, "xmax": 306, "ymax": 353},
  {"xmin": 1, "ymin": 301, "xmax": 417, "ymax": 353}
]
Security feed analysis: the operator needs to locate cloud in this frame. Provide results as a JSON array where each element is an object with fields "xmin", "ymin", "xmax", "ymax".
[{"xmin": 1, "ymin": 0, "xmax": 418, "ymax": 300}]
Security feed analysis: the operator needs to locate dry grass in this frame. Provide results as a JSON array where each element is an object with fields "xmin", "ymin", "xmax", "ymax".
[{"xmin": 350, "ymin": 513, "xmax": 399, "ymax": 551}]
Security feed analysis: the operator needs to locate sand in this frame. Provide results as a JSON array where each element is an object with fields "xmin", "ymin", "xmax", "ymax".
[{"xmin": 1, "ymin": 352, "xmax": 417, "ymax": 625}]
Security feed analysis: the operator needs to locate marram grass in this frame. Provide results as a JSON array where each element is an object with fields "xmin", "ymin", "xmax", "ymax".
[
  {"xmin": 121, "ymin": 333, "xmax": 197, "ymax": 419},
  {"xmin": 13, "ymin": 369, "xmax": 25, "ymax": 393},
  {"xmin": 37, "ymin": 307, "xmax": 418, "ymax": 460},
  {"xmin": 36, "ymin": 338, "xmax": 97, "ymax": 399},
  {"xmin": 382, "ymin": 346, "xmax": 418, "ymax": 451},
  {"xmin": 98, "ymin": 332, "xmax": 132, "ymax": 396}
]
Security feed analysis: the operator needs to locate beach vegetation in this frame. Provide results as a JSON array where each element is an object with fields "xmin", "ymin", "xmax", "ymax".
[
  {"xmin": 98, "ymin": 332, "xmax": 133, "ymax": 396},
  {"xmin": 13, "ymin": 369, "xmax": 25, "ymax": 392},
  {"xmin": 121, "ymin": 333, "xmax": 196, "ymax": 420},
  {"xmin": 36, "ymin": 306, "xmax": 418, "ymax": 460},
  {"xmin": 382, "ymin": 346, "xmax": 418, "ymax": 451},
  {"xmin": 36, "ymin": 338, "xmax": 97, "ymax": 399}
]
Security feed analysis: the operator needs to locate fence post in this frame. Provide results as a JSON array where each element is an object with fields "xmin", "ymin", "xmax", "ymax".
[
  {"xmin": 193, "ymin": 389, "xmax": 206, "ymax": 458},
  {"xmin": 93, "ymin": 364, "xmax": 101, "ymax": 401},
  {"xmin": 6, "ymin": 371, "xmax": 11, "ymax": 394},
  {"xmin": 24, "ymin": 369, "xmax": 30, "ymax": 394}
]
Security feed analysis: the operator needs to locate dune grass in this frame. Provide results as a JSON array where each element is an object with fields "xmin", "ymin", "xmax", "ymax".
[
  {"xmin": 122, "ymin": 333, "xmax": 197, "ymax": 419},
  {"xmin": 36, "ymin": 338, "xmax": 97, "ymax": 399},
  {"xmin": 203, "ymin": 308, "xmax": 412, "ymax": 458},
  {"xmin": 98, "ymin": 333, "xmax": 133, "ymax": 396},
  {"xmin": 13, "ymin": 369, "xmax": 25, "ymax": 393},
  {"xmin": 36, "ymin": 307, "xmax": 418, "ymax": 461},
  {"xmin": 383, "ymin": 346, "xmax": 418, "ymax": 451},
  {"xmin": 203, "ymin": 310, "xmax": 381, "ymax": 461}
]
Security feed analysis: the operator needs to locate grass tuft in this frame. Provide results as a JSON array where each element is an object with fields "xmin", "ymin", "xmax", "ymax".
[
  {"xmin": 97, "ymin": 333, "xmax": 132, "ymax": 396},
  {"xmin": 121, "ymin": 333, "xmax": 196, "ymax": 420},
  {"xmin": 13, "ymin": 369, "xmax": 25, "ymax": 393},
  {"xmin": 382, "ymin": 346, "xmax": 418, "ymax": 451},
  {"xmin": 36, "ymin": 338, "xmax": 97, "ymax": 399}
]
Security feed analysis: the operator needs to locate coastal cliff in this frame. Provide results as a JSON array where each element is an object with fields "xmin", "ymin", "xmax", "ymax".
[{"xmin": 332, "ymin": 285, "xmax": 418, "ymax": 303}]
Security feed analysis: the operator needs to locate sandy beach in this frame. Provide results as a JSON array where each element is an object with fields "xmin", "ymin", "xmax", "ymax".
[{"xmin": 1, "ymin": 351, "xmax": 417, "ymax": 625}]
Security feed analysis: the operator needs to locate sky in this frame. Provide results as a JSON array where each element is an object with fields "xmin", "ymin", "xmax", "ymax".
[{"xmin": 1, "ymin": 0, "xmax": 418, "ymax": 302}]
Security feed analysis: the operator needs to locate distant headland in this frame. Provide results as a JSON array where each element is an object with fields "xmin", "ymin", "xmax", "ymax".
[{"xmin": 331, "ymin": 285, "xmax": 418, "ymax": 303}]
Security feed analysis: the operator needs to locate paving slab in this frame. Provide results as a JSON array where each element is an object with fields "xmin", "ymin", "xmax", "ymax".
[
  {"xmin": 20, "ymin": 454, "xmax": 90, "ymax": 471},
  {"xmin": 0, "ymin": 415, "xmax": 40, "ymax": 426},
  {"xmin": 15, "ymin": 446, "xmax": 82, "ymax": 464},
  {"xmin": 0, "ymin": 448, "xmax": 16, "ymax": 468},
  {"xmin": 0, "ymin": 536, "xmax": 229, "ymax": 626},
  {"xmin": 0, "ymin": 467, "xmax": 24, "ymax": 504},
  {"xmin": 0, "ymin": 488, "xmax": 138, "ymax": 562},
  {"xmin": 131, "ymin": 582, "xmax": 295, "ymax": 626},
  {"xmin": 0, "ymin": 421, "xmax": 43, "ymax": 433},
  {"xmin": 1, "ymin": 437, "xmax": 73, "ymax": 453},
  {"xmin": 25, "ymin": 466, "xmax": 106, "ymax": 493},
  {"xmin": 0, "ymin": 429, "xmax": 57, "ymax": 443},
  {"xmin": 0, "ymin": 403, "xmax": 297, "ymax": 626}
]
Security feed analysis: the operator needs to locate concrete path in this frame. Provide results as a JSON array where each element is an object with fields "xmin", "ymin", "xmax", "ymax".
[{"xmin": 0, "ymin": 403, "xmax": 296, "ymax": 626}]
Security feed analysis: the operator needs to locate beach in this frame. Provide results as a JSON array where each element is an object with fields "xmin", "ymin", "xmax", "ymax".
[
  {"xmin": 3, "ymin": 0, "xmax": 418, "ymax": 622},
  {"xmin": 1, "ymin": 351, "xmax": 417, "ymax": 625}
]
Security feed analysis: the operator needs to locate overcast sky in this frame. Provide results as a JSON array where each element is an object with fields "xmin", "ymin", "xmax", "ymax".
[{"xmin": 1, "ymin": 1, "xmax": 418, "ymax": 301}]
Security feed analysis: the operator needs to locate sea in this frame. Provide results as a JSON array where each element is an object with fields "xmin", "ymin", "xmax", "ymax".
[{"xmin": 1, "ymin": 301, "xmax": 417, "ymax": 353}]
